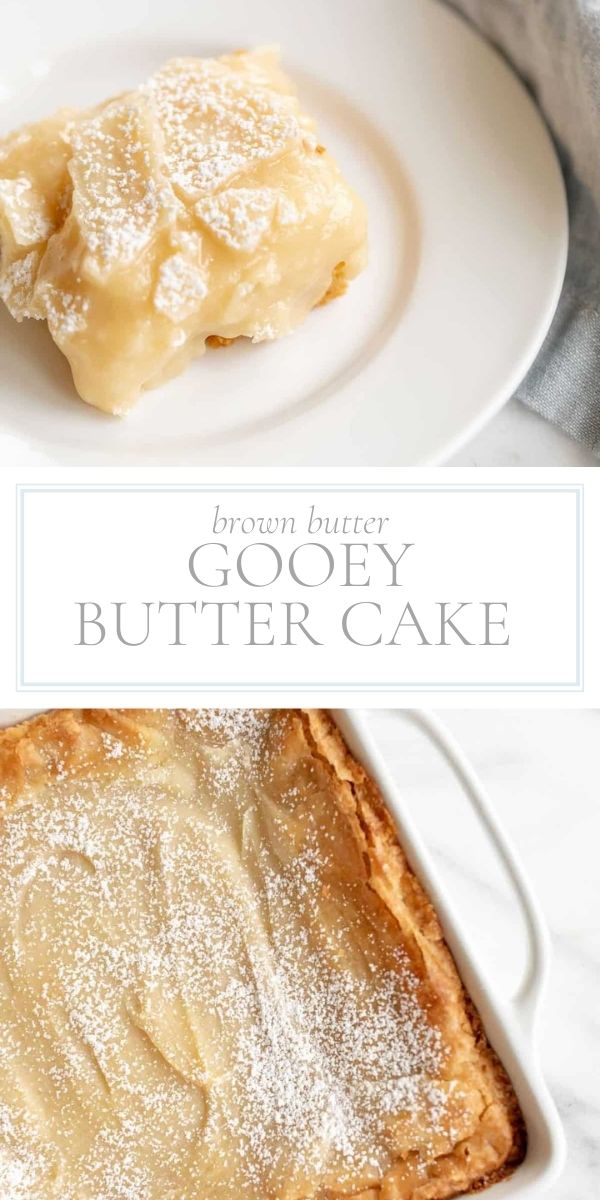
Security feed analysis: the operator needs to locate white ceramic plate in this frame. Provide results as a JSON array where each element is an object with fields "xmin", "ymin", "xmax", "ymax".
[{"xmin": 0, "ymin": 0, "xmax": 568, "ymax": 466}]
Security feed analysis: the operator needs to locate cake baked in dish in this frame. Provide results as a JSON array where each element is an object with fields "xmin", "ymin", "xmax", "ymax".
[
  {"xmin": 0, "ymin": 709, "xmax": 524, "ymax": 1199},
  {"xmin": 0, "ymin": 49, "xmax": 367, "ymax": 415}
]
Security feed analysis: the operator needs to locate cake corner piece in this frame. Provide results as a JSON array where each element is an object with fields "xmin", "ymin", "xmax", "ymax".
[{"xmin": 0, "ymin": 48, "xmax": 368, "ymax": 414}]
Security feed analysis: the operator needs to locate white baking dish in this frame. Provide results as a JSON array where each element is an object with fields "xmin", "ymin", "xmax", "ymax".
[
  {"xmin": 0, "ymin": 707, "xmax": 565, "ymax": 1195},
  {"xmin": 332, "ymin": 709, "xmax": 566, "ymax": 1198}
]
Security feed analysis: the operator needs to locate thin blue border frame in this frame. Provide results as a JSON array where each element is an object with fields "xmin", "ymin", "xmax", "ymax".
[{"xmin": 16, "ymin": 484, "xmax": 584, "ymax": 693}]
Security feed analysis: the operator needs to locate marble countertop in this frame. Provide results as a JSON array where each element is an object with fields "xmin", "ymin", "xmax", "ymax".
[
  {"xmin": 449, "ymin": 398, "xmax": 598, "ymax": 466},
  {"xmin": 367, "ymin": 708, "xmax": 599, "ymax": 1197}
]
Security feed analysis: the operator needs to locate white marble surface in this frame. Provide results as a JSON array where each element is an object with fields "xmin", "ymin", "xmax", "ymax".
[
  {"xmin": 449, "ymin": 398, "xmax": 598, "ymax": 466},
  {"xmin": 366, "ymin": 708, "xmax": 599, "ymax": 1197}
]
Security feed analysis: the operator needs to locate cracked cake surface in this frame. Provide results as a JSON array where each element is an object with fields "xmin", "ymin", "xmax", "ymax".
[
  {"xmin": 0, "ymin": 709, "xmax": 524, "ymax": 1198},
  {"xmin": 0, "ymin": 49, "xmax": 367, "ymax": 414}
]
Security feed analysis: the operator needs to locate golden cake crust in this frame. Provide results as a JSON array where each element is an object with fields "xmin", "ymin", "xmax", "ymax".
[
  {"xmin": 302, "ymin": 710, "xmax": 526, "ymax": 1199},
  {"xmin": 0, "ymin": 709, "xmax": 525, "ymax": 1200}
]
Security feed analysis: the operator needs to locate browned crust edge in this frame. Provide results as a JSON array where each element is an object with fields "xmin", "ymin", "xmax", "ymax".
[{"xmin": 300, "ymin": 709, "xmax": 527, "ymax": 1200}]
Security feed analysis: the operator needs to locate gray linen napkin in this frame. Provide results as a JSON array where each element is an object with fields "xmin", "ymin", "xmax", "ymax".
[{"xmin": 447, "ymin": 0, "xmax": 600, "ymax": 456}]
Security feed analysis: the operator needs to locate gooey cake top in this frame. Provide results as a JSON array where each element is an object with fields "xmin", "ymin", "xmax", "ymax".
[
  {"xmin": 0, "ymin": 49, "xmax": 367, "ymax": 414},
  {"xmin": 0, "ymin": 710, "xmax": 523, "ymax": 1199}
]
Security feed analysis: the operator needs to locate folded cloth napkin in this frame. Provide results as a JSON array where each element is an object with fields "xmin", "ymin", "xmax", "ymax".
[{"xmin": 447, "ymin": 0, "xmax": 600, "ymax": 456}]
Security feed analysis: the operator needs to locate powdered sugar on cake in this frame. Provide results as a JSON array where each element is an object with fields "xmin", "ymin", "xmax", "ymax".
[
  {"xmin": 0, "ymin": 48, "xmax": 367, "ymax": 413},
  {"xmin": 153, "ymin": 252, "xmax": 208, "ymax": 322},
  {"xmin": 146, "ymin": 57, "xmax": 302, "ymax": 201},
  {"xmin": 67, "ymin": 98, "xmax": 166, "ymax": 277},
  {"xmin": 195, "ymin": 186, "xmax": 281, "ymax": 253},
  {"xmin": 0, "ymin": 250, "xmax": 40, "ymax": 319},
  {"xmin": 0, "ymin": 710, "xmax": 447, "ymax": 1198}
]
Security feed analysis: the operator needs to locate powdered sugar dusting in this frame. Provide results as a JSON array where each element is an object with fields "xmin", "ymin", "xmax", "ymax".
[
  {"xmin": 0, "ymin": 176, "xmax": 54, "ymax": 247},
  {"xmin": 0, "ymin": 49, "xmax": 366, "ymax": 413},
  {"xmin": 0, "ymin": 710, "xmax": 448, "ymax": 1197},
  {"xmin": 0, "ymin": 1104, "xmax": 55, "ymax": 1198},
  {"xmin": 147, "ymin": 58, "xmax": 301, "ymax": 201},
  {"xmin": 36, "ymin": 282, "xmax": 90, "ymax": 338},
  {"xmin": 0, "ymin": 251, "xmax": 40, "ymax": 319},
  {"xmin": 153, "ymin": 252, "xmax": 208, "ymax": 322},
  {"xmin": 67, "ymin": 98, "xmax": 165, "ymax": 277},
  {"xmin": 195, "ymin": 186, "xmax": 279, "ymax": 253}
]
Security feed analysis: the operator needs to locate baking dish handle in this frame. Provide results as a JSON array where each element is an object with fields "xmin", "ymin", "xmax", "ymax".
[{"xmin": 392, "ymin": 711, "xmax": 551, "ymax": 1040}]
